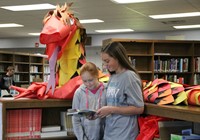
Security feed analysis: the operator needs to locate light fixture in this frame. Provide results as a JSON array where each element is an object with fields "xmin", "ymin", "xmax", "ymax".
[
  {"xmin": 149, "ymin": 12, "xmax": 200, "ymax": 19},
  {"xmin": 95, "ymin": 29, "xmax": 134, "ymax": 33},
  {"xmin": 28, "ymin": 33, "xmax": 40, "ymax": 36},
  {"xmin": 110, "ymin": 0, "xmax": 162, "ymax": 4},
  {"xmin": 0, "ymin": 23, "xmax": 23, "ymax": 28},
  {"xmin": 1, "ymin": 3, "xmax": 56, "ymax": 11},
  {"xmin": 80, "ymin": 19, "xmax": 104, "ymax": 24},
  {"xmin": 173, "ymin": 24, "xmax": 200, "ymax": 29}
]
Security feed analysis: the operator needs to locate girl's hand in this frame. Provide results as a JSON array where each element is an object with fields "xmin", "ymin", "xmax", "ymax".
[
  {"xmin": 86, "ymin": 113, "xmax": 98, "ymax": 120},
  {"xmin": 96, "ymin": 106, "xmax": 113, "ymax": 118}
]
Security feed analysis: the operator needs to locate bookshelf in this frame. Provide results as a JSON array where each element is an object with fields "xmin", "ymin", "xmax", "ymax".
[
  {"xmin": 0, "ymin": 98, "xmax": 76, "ymax": 140},
  {"xmin": 0, "ymin": 51, "xmax": 14, "ymax": 81},
  {"xmin": 0, "ymin": 51, "xmax": 50, "ymax": 87},
  {"xmin": 0, "ymin": 98, "xmax": 199, "ymax": 139},
  {"xmin": 144, "ymin": 102, "xmax": 200, "ymax": 135},
  {"xmin": 102, "ymin": 39, "xmax": 200, "ymax": 85}
]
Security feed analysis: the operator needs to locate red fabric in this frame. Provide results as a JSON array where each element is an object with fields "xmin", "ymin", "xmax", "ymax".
[
  {"xmin": 187, "ymin": 88, "xmax": 200, "ymax": 106},
  {"xmin": 136, "ymin": 115, "xmax": 172, "ymax": 140},
  {"xmin": 47, "ymin": 76, "xmax": 82, "ymax": 99},
  {"xmin": 11, "ymin": 76, "xmax": 82, "ymax": 100},
  {"xmin": 11, "ymin": 82, "xmax": 48, "ymax": 99},
  {"xmin": 40, "ymin": 15, "xmax": 71, "ymax": 44},
  {"xmin": 40, "ymin": 14, "xmax": 77, "ymax": 60}
]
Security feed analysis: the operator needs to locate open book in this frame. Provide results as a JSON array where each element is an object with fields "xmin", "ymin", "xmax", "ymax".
[{"xmin": 67, "ymin": 109, "xmax": 96, "ymax": 116}]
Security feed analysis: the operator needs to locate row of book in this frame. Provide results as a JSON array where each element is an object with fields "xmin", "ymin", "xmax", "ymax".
[
  {"xmin": 152, "ymin": 74, "xmax": 200, "ymax": 85},
  {"xmin": 13, "ymin": 74, "xmax": 20, "ymax": 82},
  {"xmin": 30, "ymin": 66, "xmax": 40, "ymax": 73},
  {"xmin": 128, "ymin": 56, "xmax": 190, "ymax": 73},
  {"xmin": 0, "ymin": 65, "xmax": 5, "ymax": 72},
  {"xmin": 154, "ymin": 74, "xmax": 184, "ymax": 84},
  {"xmin": 194, "ymin": 57, "xmax": 200, "ymax": 72},
  {"xmin": 128, "ymin": 57, "xmax": 136, "ymax": 68},
  {"xmin": 194, "ymin": 74, "xmax": 200, "ymax": 85},
  {"xmin": 6, "ymin": 110, "xmax": 74, "ymax": 139},
  {"xmin": 40, "ymin": 111, "xmax": 74, "ymax": 138},
  {"xmin": 6, "ymin": 109, "xmax": 42, "ymax": 139},
  {"xmin": 43, "ymin": 74, "xmax": 50, "ymax": 82},
  {"xmin": 30, "ymin": 75, "xmax": 41, "ymax": 82},
  {"xmin": 44, "ymin": 65, "xmax": 50, "ymax": 73},
  {"xmin": 154, "ymin": 58, "xmax": 189, "ymax": 73}
]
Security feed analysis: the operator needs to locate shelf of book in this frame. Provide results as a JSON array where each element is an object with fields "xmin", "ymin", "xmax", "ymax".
[
  {"xmin": 0, "ymin": 98, "xmax": 75, "ymax": 140},
  {"xmin": 0, "ymin": 51, "xmax": 49, "ymax": 87},
  {"xmin": 1, "ymin": 98, "xmax": 199, "ymax": 139},
  {"xmin": 103, "ymin": 38, "xmax": 200, "ymax": 85}
]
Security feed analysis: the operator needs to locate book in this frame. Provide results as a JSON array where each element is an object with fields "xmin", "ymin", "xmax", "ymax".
[
  {"xmin": 41, "ymin": 125, "xmax": 61, "ymax": 132},
  {"xmin": 67, "ymin": 109, "xmax": 96, "ymax": 116},
  {"xmin": 6, "ymin": 109, "xmax": 42, "ymax": 139},
  {"xmin": 60, "ymin": 112, "xmax": 68, "ymax": 131},
  {"xmin": 154, "ymin": 53, "xmax": 171, "ymax": 56},
  {"xmin": 41, "ymin": 130, "xmax": 67, "ymax": 138},
  {"xmin": 60, "ymin": 111, "xmax": 75, "ymax": 136}
]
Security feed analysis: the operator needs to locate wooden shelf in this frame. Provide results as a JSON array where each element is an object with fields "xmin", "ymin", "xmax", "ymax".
[
  {"xmin": 0, "ymin": 98, "xmax": 72, "ymax": 109},
  {"xmin": 144, "ymin": 103, "xmax": 200, "ymax": 123},
  {"xmin": 103, "ymin": 38, "xmax": 200, "ymax": 85},
  {"xmin": 0, "ymin": 98, "xmax": 74, "ymax": 140},
  {"xmin": 0, "ymin": 51, "xmax": 50, "ymax": 86},
  {"xmin": 0, "ymin": 99, "xmax": 199, "ymax": 139}
]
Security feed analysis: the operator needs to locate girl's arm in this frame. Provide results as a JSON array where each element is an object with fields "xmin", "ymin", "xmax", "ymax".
[{"xmin": 96, "ymin": 105, "xmax": 144, "ymax": 118}]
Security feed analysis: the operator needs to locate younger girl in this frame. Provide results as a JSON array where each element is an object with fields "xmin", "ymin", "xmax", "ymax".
[{"xmin": 72, "ymin": 62, "xmax": 106, "ymax": 140}]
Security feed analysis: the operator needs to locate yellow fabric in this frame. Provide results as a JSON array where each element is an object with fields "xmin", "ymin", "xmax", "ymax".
[
  {"xmin": 148, "ymin": 84, "xmax": 157, "ymax": 92},
  {"xmin": 99, "ymin": 76, "xmax": 109, "ymax": 82},
  {"xmin": 58, "ymin": 29, "xmax": 81, "ymax": 86},
  {"xmin": 184, "ymin": 90, "xmax": 191, "ymax": 105},
  {"xmin": 143, "ymin": 81, "xmax": 152, "ymax": 90},
  {"xmin": 173, "ymin": 91, "xmax": 187, "ymax": 105},
  {"xmin": 169, "ymin": 82, "xmax": 183, "ymax": 88}
]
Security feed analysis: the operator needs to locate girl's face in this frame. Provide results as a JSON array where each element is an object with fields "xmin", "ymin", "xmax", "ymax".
[
  {"xmin": 81, "ymin": 71, "xmax": 99, "ymax": 90},
  {"xmin": 101, "ymin": 52, "xmax": 119, "ymax": 73}
]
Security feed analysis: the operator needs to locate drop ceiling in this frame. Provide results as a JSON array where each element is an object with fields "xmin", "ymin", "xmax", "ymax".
[{"xmin": 0, "ymin": 0, "xmax": 200, "ymax": 38}]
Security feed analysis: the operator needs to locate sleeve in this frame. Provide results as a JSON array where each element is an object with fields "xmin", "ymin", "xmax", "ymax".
[
  {"xmin": 125, "ymin": 73, "xmax": 144, "ymax": 107},
  {"xmin": 72, "ymin": 88, "xmax": 87, "ymax": 140},
  {"xmin": 101, "ymin": 83, "xmax": 107, "ymax": 106},
  {"xmin": 12, "ymin": 79, "xmax": 15, "ymax": 86},
  {"xmin": 0, "ymin": 77, "xmax": 3, "ymax": 89},
  {"xmin": 0, "ymin": 76, "xmax": 6, "ymax": 89}
]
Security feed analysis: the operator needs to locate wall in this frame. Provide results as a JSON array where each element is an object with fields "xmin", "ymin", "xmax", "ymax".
[
  {"xmin": 85, "ymin": 47, "xmax": 102, "ymax": 69},
  {"xmin": 91, "ymin": 29, "xmax": 200, "ymax": 46},
  {"xmin": 0, "ymin": 29, "xmax": 200, "ymax": 69},
  {"xmin": 0, "ymin": 29, "xmax": 200, "ymax": 49}
]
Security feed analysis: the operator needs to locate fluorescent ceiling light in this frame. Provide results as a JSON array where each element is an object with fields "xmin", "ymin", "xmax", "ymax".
[
  {"xmin": 1, "ymin": 3, "xmax": 55, "ymax": 11},
  {"xmin": 149, "ymin": 12, "xmax": 200, "ymax": 19},
  {"xmin": 28, "ymin": 33, "xmax": 40, "ymax": 36},
  {"xmin": 80, "ymin": 19, "xmax": 104, "ymax": 24},
  {"xmin": 111, "ymin": 0, "xmax": 162, "ymax": 4},
  {"xmin": 173, "ymin": 24, "xmax": 200, "ymax": 29},
  {"xmin": 95, "ymin": 29, "xmax": 134, "ymax": 33},
  {"xmin": 0, "ymin": 23, "xmax": 23, "ymax": 28}
]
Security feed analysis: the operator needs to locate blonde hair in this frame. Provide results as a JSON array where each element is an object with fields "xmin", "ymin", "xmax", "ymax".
[{"xmin": 80, "ymin": 62, "xmax": 99, "ymax": 78}]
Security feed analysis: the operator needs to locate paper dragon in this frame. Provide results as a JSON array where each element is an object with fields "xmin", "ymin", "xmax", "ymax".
[
  {"xmin": 143, "ymin": 78, "xmax": 200, "ymax": 106},
  {"xmin": 10, "ymin": 3, "xmax": 104, "ymax": 99}
]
